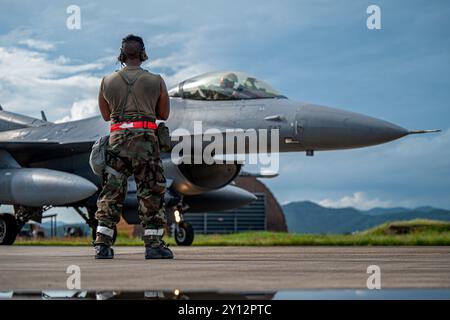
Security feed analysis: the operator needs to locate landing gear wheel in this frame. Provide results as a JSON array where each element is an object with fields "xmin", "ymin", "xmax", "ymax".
[
  {"xmin": 0, "ymin": 214, "xmax": 18, "ymax": 245},
  {"xmin": 175, "ymin": 222, "xmax": 194, "ymax": 246},
  {"xmin": 90, "ymin": 220, "xmax": 117, "ymax": 245}
]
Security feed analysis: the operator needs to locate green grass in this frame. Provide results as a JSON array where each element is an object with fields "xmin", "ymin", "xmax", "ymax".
[{"xmin": 14, "ymin": 219, "xmax": 450, "ymax": 246}]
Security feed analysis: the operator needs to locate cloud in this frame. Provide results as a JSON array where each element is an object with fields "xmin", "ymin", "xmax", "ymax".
[
  {"xmin": 18, "ymin": 39, "xmax": 55, "ymax": 51},
  {"xmin": 148, "ymin": 55, "xmax": 211, "ymax": 89},
  {"xmin": 56, "ymin": 99, "xmax": 98, "ymax": 123},
  {"xmin": 0, "ymin": 27, "xmax": 214, "ymax": 122},
  {"xmin": 147, "ymin": 32, "xmax": 191, "ymax": 49},
  {"xmin": 318, "ymin": 192, "xmax": 392, "ymax": 210},
  {"xmin": 0, "ymin": 45, "xmax": 105, "ymax": 121},
  {"xmin": 144, "ymin": 30, "xmax": 215, "ymax": 88},
  {"xmin": 0, "ymin": 2, "xmax": 356, "ymax": 121}
]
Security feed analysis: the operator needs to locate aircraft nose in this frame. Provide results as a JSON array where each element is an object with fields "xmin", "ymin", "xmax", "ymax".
[
  {"xmin": 344, "ymin": 113, "xmax": 409, "ymax": 145},
  {"xmin": 298, "ymin": 105, "xmax": 409, "ymax": 150}
]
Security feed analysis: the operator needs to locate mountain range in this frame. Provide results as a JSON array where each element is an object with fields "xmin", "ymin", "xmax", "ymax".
[{"xmin": 282, "ymin": 201, "xmax": 450, "ymax": 234}]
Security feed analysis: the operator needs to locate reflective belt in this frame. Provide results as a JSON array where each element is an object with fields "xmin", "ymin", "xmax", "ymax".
[{"xmin": 110, "ymin": 121, "xmax": 157, "ymax": 133}]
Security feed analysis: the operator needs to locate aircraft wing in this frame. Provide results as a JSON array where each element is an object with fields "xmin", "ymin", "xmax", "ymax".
[
  {"xmin": 0, "ymin": 140, "xmax": 58, "ymax": 149},
  {"xmin": 0, "ymin": 140, "xmax": 94, "ymax": 164}
]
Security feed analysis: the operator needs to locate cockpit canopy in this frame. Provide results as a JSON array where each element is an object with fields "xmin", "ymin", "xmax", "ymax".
[{"xmin": 168, "ymin": 71, "xmax": 286, "ymax": 100}]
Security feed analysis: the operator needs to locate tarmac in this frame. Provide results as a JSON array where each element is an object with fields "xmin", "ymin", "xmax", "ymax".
[{"xmin": 0, "ymin": 246, "xmax": 449, "ymax": 291}]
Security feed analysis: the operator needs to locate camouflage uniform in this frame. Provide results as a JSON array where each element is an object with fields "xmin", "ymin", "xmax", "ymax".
[
  {"xmin": 95, "ymin": 128, "xmax": 167, "ymax": 246},
  {"xmin": 94, "ymin": 66, "xmax": 168, "ymax": 247}
]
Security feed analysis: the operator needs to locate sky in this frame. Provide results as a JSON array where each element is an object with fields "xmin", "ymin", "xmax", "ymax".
[{"xmin": 0, "ymin": 0, "xmax": 449, "ymax": 222}]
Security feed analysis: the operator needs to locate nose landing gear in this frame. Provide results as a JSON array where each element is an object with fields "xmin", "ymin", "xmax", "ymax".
[{"xmin": 172, "ymin": 206, "xmax": 194, "ymax": 246}]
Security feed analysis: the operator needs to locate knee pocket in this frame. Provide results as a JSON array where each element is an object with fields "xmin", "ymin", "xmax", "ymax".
[
  {"xmin": 136, "ymin": 161, "xmax": 166, "ymax": 194},
  {"xmin": 153, "ymin": 161, "xmax": 166, "ymax": 193}
]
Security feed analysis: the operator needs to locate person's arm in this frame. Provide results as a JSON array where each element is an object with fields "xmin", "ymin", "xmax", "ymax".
[
  {"xmin": 98, "ymin": 78, "xmax": 111, "ymax": 121},
  {"xmin": 156, "ymin": 77, "xmax": 170, "ymax": 120}
]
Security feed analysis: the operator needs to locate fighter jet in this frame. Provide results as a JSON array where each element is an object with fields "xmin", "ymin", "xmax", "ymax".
[{"xmin": 0, "ymin": 71, "xmax": 439, "ymax": 245}]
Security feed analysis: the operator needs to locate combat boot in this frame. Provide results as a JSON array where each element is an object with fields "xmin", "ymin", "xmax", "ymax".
[
  {"xmin": 94, "ymin": 225, "xmax": 115, "ymax": 259},
  {"xmin": 95, "ymin": 243, "xmax": 114, "ymax": 259},
  {"xmin": 145, "ymin": 240, "xmax": 174, "ymax": 259}
]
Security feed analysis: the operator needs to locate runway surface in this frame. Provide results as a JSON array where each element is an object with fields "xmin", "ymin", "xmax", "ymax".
[{"xmin": 0, "ymin": 246, "xmax": 449, "ymax": 291}]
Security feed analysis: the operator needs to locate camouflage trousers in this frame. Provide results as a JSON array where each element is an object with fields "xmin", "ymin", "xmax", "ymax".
[{"xmin": 95, "ymin": 129, "xmax": 167, "ymax": 246}]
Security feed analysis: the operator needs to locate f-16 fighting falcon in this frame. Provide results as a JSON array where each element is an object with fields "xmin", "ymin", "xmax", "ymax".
[{"xmin": 0, "ymin": 62, "xmax": 439, "ymax": 247}]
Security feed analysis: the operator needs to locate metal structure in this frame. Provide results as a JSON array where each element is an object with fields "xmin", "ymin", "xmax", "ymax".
[
  {"xmin": 42, "ymin": 214, "xmax": 57, "ymax": 238},
  {"xmin": 187, "ymin": 193, "xmax": 266, "ymax": 234}
]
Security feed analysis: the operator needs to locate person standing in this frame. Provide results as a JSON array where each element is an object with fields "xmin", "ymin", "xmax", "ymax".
[{"xmin": 94, "ymin": 34, "xmax": 172, "ymax": 260}]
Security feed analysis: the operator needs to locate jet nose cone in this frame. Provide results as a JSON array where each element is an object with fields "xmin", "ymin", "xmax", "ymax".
[
  {"xmin": 345, "ymin": 114, "xmax": 409, "ymax": 145},
  {"xmin": 298, "ymin": 104, "xmax": 409, "ymax": 150}
]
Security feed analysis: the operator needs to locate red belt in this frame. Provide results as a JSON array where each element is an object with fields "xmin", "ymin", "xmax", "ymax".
[{"xmin": 110, "ymin": 121, "xmax": 157, "ymax": 133}]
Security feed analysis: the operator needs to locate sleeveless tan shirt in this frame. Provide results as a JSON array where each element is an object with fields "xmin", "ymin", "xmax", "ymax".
[{"xmin": 101, "ymin": 66, "xmax": 162, "ymax": 123}]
